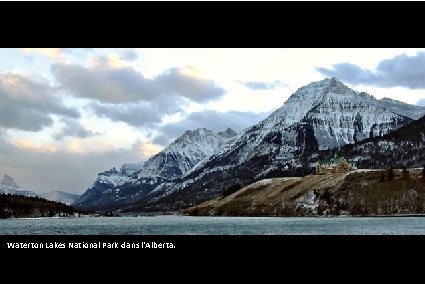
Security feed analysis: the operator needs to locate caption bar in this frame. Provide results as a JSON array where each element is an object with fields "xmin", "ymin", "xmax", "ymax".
[{"xmin": 6, "ymin": 241, "xmax": 175, "ymax": 249}]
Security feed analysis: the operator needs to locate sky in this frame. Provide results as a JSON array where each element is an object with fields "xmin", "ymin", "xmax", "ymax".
[{"xmin": 1, "ymin": 48, "xmax": 425, "ymax": 195}]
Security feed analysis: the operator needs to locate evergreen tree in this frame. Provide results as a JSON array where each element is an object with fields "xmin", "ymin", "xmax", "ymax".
[
  {"xmin": 388, "ymin": 165, "xmax": 394, "ymax": 181},
  {"xmin": 422, "ymin": 164, "xmax": 425, "ymax": 180},
  {"xmin": 402, "ymin": 166, "xmax": 410, "ymax": 179},
  {"xmin": 380, "ymin": 171, "xmax": 385, "ymax": 183}
]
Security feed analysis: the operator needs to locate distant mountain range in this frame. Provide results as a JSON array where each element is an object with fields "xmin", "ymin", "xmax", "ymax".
[
  {"xmin": 0, "ymin": 173, "xmax": 37, "ymax": 197},
  {"xmin": 40, "ymin": 191, "xmax": 80, "ymax": 205},
  {"xmin": 73, "ymin": 77, "xmax": 425, "ymax": 212},
  {"xmin": 0, "ymin": 173, "xmax": 79, "ymax": 205}
]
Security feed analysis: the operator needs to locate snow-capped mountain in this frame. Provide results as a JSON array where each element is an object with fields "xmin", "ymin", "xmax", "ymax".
[
  {"xmin": 74, "ymin": 128, "xmax": 237, "ymax": 210},
  {"xmin": 75, "ymin": 77, "xmax": 423, "ymax": 212},
  {"xmin": 74, "ymin": 162, "xmax": 144, "ymax": 207},
  {"xmin": 141, "ymin": 78, "xmax": 415, "ymax": 210},
  {"xmin": 140, "ymin": 128, "xmax": 237, "ymax": 180},
  {"xmin": 0, "ymin": 173, "xmax": 37, "ymax": 197},
  {"xmin": 41, "ymin": 191, "xmax": 80, "ymax": 205}
]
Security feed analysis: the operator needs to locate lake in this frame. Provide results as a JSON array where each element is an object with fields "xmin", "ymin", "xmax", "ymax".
[{"xmin": 1, "ymin": 216, "xmax": 425, "ymax": 235}]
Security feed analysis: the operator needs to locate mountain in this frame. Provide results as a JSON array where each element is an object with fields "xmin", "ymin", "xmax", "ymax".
[
  {"xmin": 0, "ymin": 173, "xmax": 37, "ymax": 197},
  {"xmin": 76, "ymin": 77, "xmax": 422, "ymax": 212},
  {"xmin": 41, "ymin": 191, "xmax": 80, "ymax": 205},
  {"xmin": 73, "ymin": 166, "xmax": 140, "ymax": 208},
  {"xmin": 137, "ymin": 78, "xmax": 415, "ymax": 211},
  {"xmin": 74, "ymin": 128, "xmax": 237, "ymax": 210}
]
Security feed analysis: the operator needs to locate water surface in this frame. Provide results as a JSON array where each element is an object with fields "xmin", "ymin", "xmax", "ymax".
[{"xmin": 1, "ymin": 216, "xmax": 425, "ymax": 235}]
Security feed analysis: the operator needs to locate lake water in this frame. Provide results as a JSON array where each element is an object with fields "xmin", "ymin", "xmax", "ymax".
[{"xmin": 1, "ymin": 216, "xmax": 425, "ymax": 235}]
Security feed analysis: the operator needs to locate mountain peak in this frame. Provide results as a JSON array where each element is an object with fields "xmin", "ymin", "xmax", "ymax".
[
  {"xmin": 217, "ymin": 128, "xmax": 237, "ymax": 138},
  {"xmin": 0, "ymin": 173, "xmax": 37, "ymax": 197},
  {"xmin": 326, "ymin": 77, "xmax": 353, "ymax": 94},
  {"xmin": 0, "ymin": 173, "xmax": 19, "ymax": 188}
]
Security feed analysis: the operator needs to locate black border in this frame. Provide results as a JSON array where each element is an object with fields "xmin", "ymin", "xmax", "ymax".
[{"xmin": 1, "ymin": 1, "xmax": 424, "ymax": 47}]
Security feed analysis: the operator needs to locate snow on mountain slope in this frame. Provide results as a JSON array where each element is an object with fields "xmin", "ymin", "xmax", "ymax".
[
  {"xmin": 120, "ymin": 163, "xmax": 144, "ymax": 176},
  {"xmin": 41, "ymin": 191, "xmax": 80, "ymax": 205},
  {"xmin": 378, "ymin": 97, "xmax": 425, "ymax": 120},
  {"xmin": 0, "ymin": 173, "xmax": 37, "ymax": 197},
  {"xmin": 74, "ymin": 128, "xmax": 238, "ymax": 210},
  {"xmin": 139, "ymin": 128, "xmax": 236, "ymax": 180},
  {"xmin": 358, "ymin": 92, "xmax": 425, "ymax": 120},
  {"xmin": 74, "ymin": 166, "xmax": 135, "ymax": 205},
  {"xmin": 305, "ymin": 86, "xmax": 409, "ymax": 150}
]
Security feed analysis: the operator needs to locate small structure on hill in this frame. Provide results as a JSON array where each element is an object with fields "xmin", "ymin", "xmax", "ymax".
[{"xmin": 316, "ymin": 155, "xmax": 356, "ymax": 174}]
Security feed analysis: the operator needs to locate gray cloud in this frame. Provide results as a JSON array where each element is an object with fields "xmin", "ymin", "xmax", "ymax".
[
  {"xmin": 119, "ymin": 49, "xmax": 138, "ymax": 61},
  {"xmin": 90, "ymin": 102, "xmax": 166, "ymax": 127},
  {"xmin": 52, "ymin": 62, "xmax": 225, "ymax": 104},
  {"xmin": 417, "ymin": 98, "xmax": 425, "ymax": 107},
  {"xmin": 53, "ymin": 61, "xmax": 225, "ymax": 127},
  {"xmin": 0, "ymin": 73, "xmax": 79, "ymax": 131},
  {"xmin": 0, "ymin": 138, "xmax": 148, "ymax": 194},
  {"xmin": 155, "ymin": 110, "xmax": 269, "ymax": 146},
  {"xmin": 155, "ymin": 68, "xmax": 225, "ymax": 103},
  {"xmin": 53, "ymin": 118, "xmax": 98, "ymax": 140},
  {"xmin": 152, "ymin": 135, "xmax": 172, "ymax": 147},
  {"xmin": 240, "ymin": 80, "xmax": 287, "ymax": 90},
  {"xmin": 317, "ymin": 52, "xmax": 425, "ymax": 89}
]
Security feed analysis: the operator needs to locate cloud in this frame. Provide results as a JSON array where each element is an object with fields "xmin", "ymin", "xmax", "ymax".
[
  {"xmin": 21, "ymin": 48, "xmax": 64, "ymax": 59},
  {"xmin": 119, "ymin": 49, "xmax": 138, "ymax": 61},
  {"xmin": 0, "ymin": 73, "xmax": 79, "ymax": 131},
  {"xmin": 155, "ymin": 110, "xmax": 269, "ymax": 146},
  {"xmin": 317, "ymin": 51, "xmax": 425, "ymax": 89},
  {"xmin": 240, "ymin": 80, "xmax": 287, "ymax": 90},
  {"xmin": 155, "ymin": 67, "xmax": 225, "ymax": 103},
  {"xmin": 10, "ymin": 139, "xmax": 57, "ymax": 153},
  {"xmin": 53, "ymin": 118, "xmax": 98, "ymax": 140},
  {"xmin": 0, "ymin": 138, "xmax": 153, "ymax": 194},
  {"xmin": 21, "ymin": 48, "xmax": 93, "ymax": 59},
  {"xmin": 417, "ymin": 98, "xmax": 425, "ymax": 107},
  {"xmin": 90, "ymin": 102, "xmax": 165, "ymax": 127},
  {"xmin": 52, "ymin": 62, "xmax": 225, "ymax": 104}
]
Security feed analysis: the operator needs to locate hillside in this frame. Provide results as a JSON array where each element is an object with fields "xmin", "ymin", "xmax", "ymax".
[
  {"xmin": 0, "ymin": 194, "xmax": 82, "ymax": 218},
  {"xmin": 186, "ymin": 169, "xmax": 425, "ymax": 216}
]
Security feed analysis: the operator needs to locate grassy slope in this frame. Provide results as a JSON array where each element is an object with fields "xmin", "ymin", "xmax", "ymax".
[{"xmin": 185, "ymin": 169, "xmax": 425, "ymax": 216}]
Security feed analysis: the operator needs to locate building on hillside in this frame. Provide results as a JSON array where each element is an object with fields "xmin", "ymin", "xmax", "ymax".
[{"xmin": 316, "ymin": 155, "xmax": 356, "ymax": 174}]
